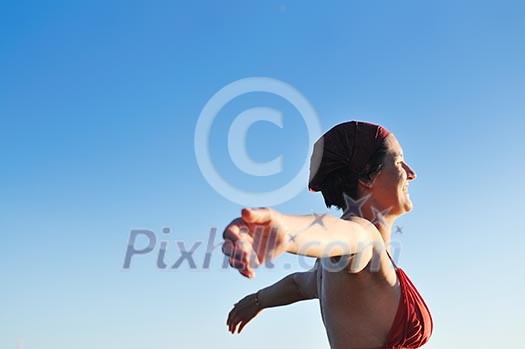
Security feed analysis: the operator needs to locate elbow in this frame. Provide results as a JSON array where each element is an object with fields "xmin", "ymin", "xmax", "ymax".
[
  {"xmin": 290, "ymin": 273, "xmax": 304, "ymax": 299},
  {"xmin": 291, "ymin": 272, "xmax": 316, "ymax": 300}
]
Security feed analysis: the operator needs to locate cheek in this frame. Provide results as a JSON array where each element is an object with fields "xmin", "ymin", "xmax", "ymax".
[
  {"xmin": 393, "ymin": 168, "xmax": 405, "ymax": 183},
  {"xmin": 374, "ymin": 172, "xmax": 398, "ymax": 196}
]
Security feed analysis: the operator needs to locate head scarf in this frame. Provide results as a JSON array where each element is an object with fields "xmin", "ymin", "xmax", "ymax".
[{"xmin": 308, "ymin": 121, "xmax": 391, "ymax": 192}]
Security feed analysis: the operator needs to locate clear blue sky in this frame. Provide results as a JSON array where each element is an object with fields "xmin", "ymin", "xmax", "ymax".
[{"xmin": 2, "ymin": 1, "xmax": 524, "ymax": 348}]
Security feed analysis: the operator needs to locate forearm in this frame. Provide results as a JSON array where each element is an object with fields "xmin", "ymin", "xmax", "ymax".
[
  {"xmin": 257, "ymin": 273, "xmax": 311, "ymax": 309},
  {"xmin": 278, "ymin": 213, "xmax": 374, "ymax": 257}
]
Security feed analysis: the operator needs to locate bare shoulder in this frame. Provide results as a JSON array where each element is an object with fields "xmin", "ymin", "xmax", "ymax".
[
  {"xmin": 346, "ymin": 216, "xmax": 385, "ymax": 247},
  {"xmin": 340, "ymin": 217, "xmax": 395, "ymax": 279}
]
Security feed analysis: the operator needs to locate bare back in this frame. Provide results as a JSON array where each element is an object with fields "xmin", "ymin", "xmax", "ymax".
[{"xmin": 316, "ymin": 234, "xmax": 400, "ymax": 348}]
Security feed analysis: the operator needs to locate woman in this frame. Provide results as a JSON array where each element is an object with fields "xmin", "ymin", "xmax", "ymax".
[{"xmin": 222, "ymin": 121, "xmax": 433, "ymax": 348}]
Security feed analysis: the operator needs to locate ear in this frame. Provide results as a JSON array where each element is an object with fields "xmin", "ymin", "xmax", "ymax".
[{"xmin": 358, "ymin": 178, "xmax": 373, "ymax": 190}]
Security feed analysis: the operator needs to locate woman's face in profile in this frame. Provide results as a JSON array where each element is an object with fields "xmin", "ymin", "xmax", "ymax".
[{"xmin": 369, "ymin": 134, "xmax": 417, "ymax": 215}]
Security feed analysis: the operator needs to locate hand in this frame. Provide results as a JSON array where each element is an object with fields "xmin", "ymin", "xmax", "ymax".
[
  {"xmin": 222, "ymin": 208, "xmax": 289, "ymax": 278},
  {"xmin": 227, "ymin": 293, "xmax": 263, "ymax": 334}
]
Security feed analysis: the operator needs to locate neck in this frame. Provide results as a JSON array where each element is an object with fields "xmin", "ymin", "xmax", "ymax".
[{"xmin": 360, "ymin": 204, "xmax": 396, "ymax": 246}]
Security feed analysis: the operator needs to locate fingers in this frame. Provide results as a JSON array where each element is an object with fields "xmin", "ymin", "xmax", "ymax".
[
  {"xmin": 242, "ymin": 207, "xmax": 272, "ymax": 225},
  {"xmin": 222, "ymin": 218, "xmax": 246, "ymax": 241},
  {"xmin": 226, "ymin": 296, "xmax": 260, "ymax": 334},
  {"xmin": 230, "ymin": 313, "xmax": 258, "ymax": 334},
  {"xmin": 222, "ymin": 241, "xmax": 243, "ymax": 270},
  {"xmin": 238, "ymin": 320, "xmax": 250, "ymax": 334},
  {"xmin": 227, "ymin": 251, "xmax": 255, "ymax": 278},
  {"xmin": 228, "ymin": 318, "xmax": 240, "ymax": 334},
  {"xmin": 239, "ymin": 268, "xmax": 254, "ymax": 279},
  {"xmin": 227, "ymin": 305, "xmax": 243, "ymax": 334},
  {"xmin": 224, "ymin": 239, "xmax": 255, "ymax": 267},
  {"xmin": 222, "ymin": 226, "xmax": 259, "ymax": 278},
  {"xmin": 223, "ymin": 209, "xmax": 274, "ymax": 277},
  {"xmin": 221, "ymin": 240, "xmax": 234, "ymax": 256},
  {"xmin": 227, "ymin": 311, "xmax": 239, "ymax": 333}
]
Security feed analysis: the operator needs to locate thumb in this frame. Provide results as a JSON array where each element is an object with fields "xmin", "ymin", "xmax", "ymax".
[{"xmin": 242, "ymin": 208, "xmax": 272, "ymax": 224}]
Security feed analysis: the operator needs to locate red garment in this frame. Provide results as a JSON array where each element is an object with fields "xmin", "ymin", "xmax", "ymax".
[{"xmin": 382, "ymin": 253, "xmax": 433, "ymax": 348}]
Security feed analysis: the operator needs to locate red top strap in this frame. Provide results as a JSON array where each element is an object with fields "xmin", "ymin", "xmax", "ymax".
[{"xmin": 385, "ymin": 250, "xmax": 398, "ymax": 269}]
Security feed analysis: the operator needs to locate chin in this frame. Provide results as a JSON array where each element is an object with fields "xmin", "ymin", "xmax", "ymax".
[{"xmin": 404, "ymin": 200, "xmax": 414, "ymax": 212}]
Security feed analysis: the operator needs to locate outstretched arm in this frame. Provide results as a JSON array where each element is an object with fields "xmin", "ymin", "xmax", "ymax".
[
  {"xmin": 223, "ymin": 208, "xmax": 381, "ymax": 278},
  {"xmin": 227, "ymin": 261, "xmax": 319, "ymax": 334}
]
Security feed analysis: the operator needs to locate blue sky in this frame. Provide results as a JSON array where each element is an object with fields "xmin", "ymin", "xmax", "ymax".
[{"xmin": 1, "ymin": 0, "xmax": 524, "ymax": 348}]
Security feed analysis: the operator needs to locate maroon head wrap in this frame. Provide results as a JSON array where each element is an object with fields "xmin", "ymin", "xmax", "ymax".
[{"xmin": 308, "ymin": 121, "xmax": 391, "ymax": 192}]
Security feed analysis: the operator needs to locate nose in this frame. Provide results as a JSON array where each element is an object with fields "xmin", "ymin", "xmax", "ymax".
[{"xmin": 403, "ymin": 162, "xmax": 417, "ymax": 180}]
